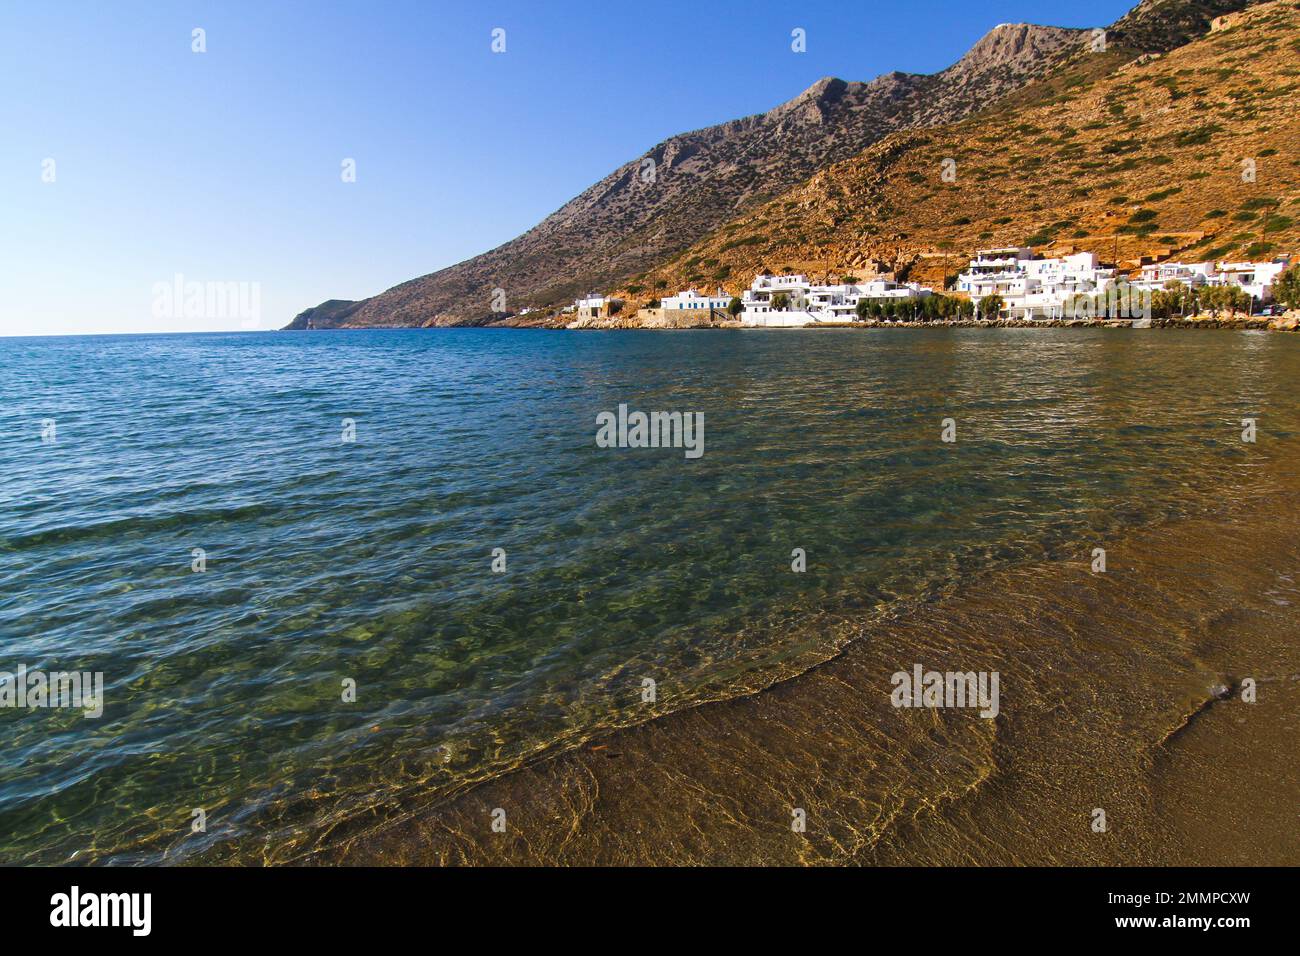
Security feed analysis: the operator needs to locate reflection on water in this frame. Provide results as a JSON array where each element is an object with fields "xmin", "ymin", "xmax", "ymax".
[{"xmin": 0, "ymin": 328, "xmax": 1296, "ymax": 864}]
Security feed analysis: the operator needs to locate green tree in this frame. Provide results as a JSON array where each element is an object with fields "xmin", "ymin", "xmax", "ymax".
[
  {"xmin": 1163, "ymin": 280, "xmax": 1189, "ymax": 317},
  {"xmin": 1201, "ymin": 285, "xmax": 1242, "ymax": 317},
  {"xmin": 1151, "ymin": 290, "xmax": 1172, "ymax": 320},
  {"xmin": 1213, "ymin": 285, "xmax": 1241, "ymax": 315},
  {"xmin": 978, "ymin": 294, "xmax": 1004, "ymax": 319},
  {"xmin": 1230, "ymin": 286, "xmax": 1251, "ymax": 314},
  {"xmin": 772, "ymin": 293, "xmax": 790, "ymax": 311},
  {"xmin": 855, "ymin": 298, "xmax": 872, "ymax": 321},
  {"xmin": 1273, "ymin": 265, "xmax": 1300, "ymax": 310},
  {"xmin": 728, "ymin": 296, "xmax": 744, "ymax": 318}
]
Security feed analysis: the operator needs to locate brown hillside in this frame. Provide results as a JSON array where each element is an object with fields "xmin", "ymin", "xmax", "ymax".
[
  {"xmin": 631, "ymin": 0, "xmax": 1299, "ymax": 303},
  {"xmin": 283, "ymin": 0, "xmax": 1276, "ymax": 329}
]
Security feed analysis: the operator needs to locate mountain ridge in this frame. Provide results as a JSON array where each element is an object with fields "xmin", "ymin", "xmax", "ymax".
[
  {"xmin": 285, "ymin": 20, "xmax": 1091, "ymax": 329},
  {"xmin": 624, "ymin": 0, "xmax": 1299, "ymax": 307},
  {"xmin": 285, "ymin": 0, "xmax": 1268, "ymax": 330}
]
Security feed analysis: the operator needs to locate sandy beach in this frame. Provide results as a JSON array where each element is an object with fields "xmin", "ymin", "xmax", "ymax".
[{"xmin": 291, "ymin": 460, "xmax": 1300, "ymax": 866}]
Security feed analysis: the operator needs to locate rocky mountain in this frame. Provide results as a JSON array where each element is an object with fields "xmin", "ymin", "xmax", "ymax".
[
  {"xmin": 286, "ymin": 21, "xmax": 1092, "ymax": 328},
  {"xmin": 287, "ymin": 0, "xmax": 1273, "ymax": 331},
  {"xmin": 631, "ymin": 0, "xmax": 1299, "ymax": 302},
  {"xmin": 1107, "ymin": 0, "xmax": 1269, "ymax": 51}
]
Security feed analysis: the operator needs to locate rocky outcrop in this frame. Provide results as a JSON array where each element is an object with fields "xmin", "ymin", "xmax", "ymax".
[
  {"xmin": 1107, "ymin": 0, "xmax": 1261, "ymax": 52},
  {"xmin": 281, "ymin": 299, "xmax": 362, "ymax": 330}
]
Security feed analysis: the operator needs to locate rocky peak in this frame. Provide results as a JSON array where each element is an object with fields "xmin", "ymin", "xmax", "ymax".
[{"xmin": 940, "ymin": 23, "xmax": 1086, "ymax": 85}]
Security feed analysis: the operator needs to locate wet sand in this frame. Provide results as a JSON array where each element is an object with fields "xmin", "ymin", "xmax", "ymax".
[{"xmin": 288, "ymin": 474, "xmax": 1299, "ymax": 866}]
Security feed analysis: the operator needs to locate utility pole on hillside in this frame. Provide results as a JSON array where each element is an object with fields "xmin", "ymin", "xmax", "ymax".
[{"xmin": 1260, "ymin": 197, "xmax": 1280, "ymax": 252}]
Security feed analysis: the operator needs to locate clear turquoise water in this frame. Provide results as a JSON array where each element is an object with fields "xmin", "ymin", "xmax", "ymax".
[{"xmin": 1, "ymin": 328, "xmax": 1296, "ymax": 864}]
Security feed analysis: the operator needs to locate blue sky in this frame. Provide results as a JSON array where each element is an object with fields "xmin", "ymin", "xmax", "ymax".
[{"xmin": 0, "ymin": 0, "xmax": 1135, "ymax": 336}]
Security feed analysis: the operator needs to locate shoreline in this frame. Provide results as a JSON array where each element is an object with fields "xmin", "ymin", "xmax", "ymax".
[
  {"xmin": 280, "ymin": 470, "xmax": 1300, "ymax": 867},
  {"xmin": 547, "ymin": 314, "xmax": 1299, "ymax": 332},
  {"xmin": 307, "ymin": 316, "xmax": 1300, "ymax": 332},
  {"xmin": 293, "ymin": 311, "xmax": 1300, "ymax": 332}
]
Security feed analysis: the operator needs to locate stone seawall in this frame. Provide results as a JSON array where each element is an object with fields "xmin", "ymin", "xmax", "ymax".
[{"xmin": 565, "ymin": 307, "xmax": 739, "ymax": 330}]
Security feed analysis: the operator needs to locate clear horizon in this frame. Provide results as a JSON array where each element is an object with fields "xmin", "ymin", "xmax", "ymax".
[{"xmin": 0, "ymin": 0, "xmax": 1134, "ymax": 337}]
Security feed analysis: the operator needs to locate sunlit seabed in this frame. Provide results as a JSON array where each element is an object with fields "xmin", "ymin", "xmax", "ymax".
[{"xmin": 0, "ymin": 328, "xmax": 1295, "ymax": 864}]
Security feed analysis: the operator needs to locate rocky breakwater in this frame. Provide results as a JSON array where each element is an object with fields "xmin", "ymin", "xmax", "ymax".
[{"xmin": 1153, "ymin": 311, "xmax": 1300, "ymax": 331}]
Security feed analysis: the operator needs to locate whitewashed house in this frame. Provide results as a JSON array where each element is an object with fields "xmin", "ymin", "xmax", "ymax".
[
  {"xmin": 1131, "ymin": 261, "xmax": 1217, "ymax": 292},
  {"xmin": 1129, "ymin": 255, "xmax": 1291, "ymax": 303},
  {"xmin": 574, "ymin": 294, "xmax": 609, "ymax": 320},
  {"xmin": 740, "ymin": 273, "xmax": 931, "ymax": 326},
  {"xmin": 1213, "ymin": 256, "xmax": 1291, "ymax": 302},
  {"xmin": 742, "ymin": 274, "xmax": 811, "ymax": 309},
  {"xmin": 955, "ymin": 248, "xmax": 1116, "ymax": 319},
  {"xmin": 954, "ymin": 248, "xmax": 1033, "ymax": 299},
  {"xmin": 661, "ymin": 288, "xmax": 732, "ymax": 312}
]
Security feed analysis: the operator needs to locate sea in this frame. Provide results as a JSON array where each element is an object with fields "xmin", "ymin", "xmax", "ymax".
[{"xmin": 1, "ymin": 327, "xmax": 1297, "ymax": 864}]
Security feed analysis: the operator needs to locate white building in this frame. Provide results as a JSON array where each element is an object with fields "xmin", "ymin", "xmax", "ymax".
[
  {"xmin": 1131, "ymin": 260, "xmax": 1216, "ymax": 292},
  {"xmin": 954, "ymin": 248, "xmax": 1033, "ymax": 298},
  {"xmin": 955, "ymin": 248, "xmax": 1116, "ymax": 319},
  {"xmin": 661, "ymin": 288, "xmax": 732, "ymax": 312},
  {"xmin": 742, "ymin": 274, "xmax": 811, "ymax": 311},
  {"xmin": 1130, "ymin": 255, "xmax": 1291, "ymax": 303},
  {"xmin": 574, "ymin": 294, "xmax": 609, "ymax": 320},
  {"xmin": 740, "ymin": 273, "xmax": 931, "ymax": 326},
  {"xmin": 1213, "ymin": 256, "xmax": 1290, "ymax": 302}
]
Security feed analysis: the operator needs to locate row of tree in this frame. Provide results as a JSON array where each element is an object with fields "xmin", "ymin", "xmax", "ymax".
[
  {"xmin": 752, "ymin": 291, "xmax": 998, "ymax": 321},
  {"xmin": 1150, "ymin": 281, "xmax": 1251, "ymax": 318},
  {"xmin": 854, "ymin": 294, "xmax": 983, "ymax": 321}
]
